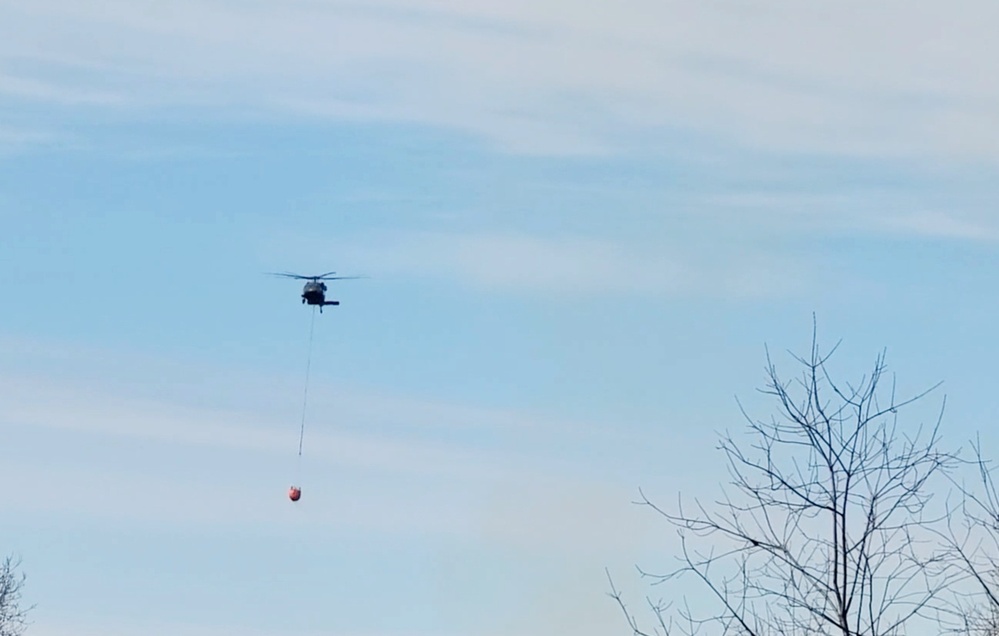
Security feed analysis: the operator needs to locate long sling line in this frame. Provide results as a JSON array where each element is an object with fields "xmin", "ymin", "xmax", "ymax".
[{"xmin": 298, "ymin": 305, "xmax": 317, "ymax": 463}]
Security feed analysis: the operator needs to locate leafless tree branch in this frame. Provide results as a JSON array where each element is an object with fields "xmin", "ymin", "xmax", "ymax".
[
  {"xmin": 0, "ymin": 555, "xmax": 31, "ymax": 636},
  {"xmin": 937, "ymin": 435, "xmax": 999, "ymax": 635},
  {"xmin": 613, "ymin": 319, "xmax": 961, "ymax": 635}
]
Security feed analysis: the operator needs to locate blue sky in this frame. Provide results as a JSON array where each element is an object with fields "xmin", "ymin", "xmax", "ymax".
[{"xmin": 3, "ymin": 1, "xmax": 999, "ymax": 634}]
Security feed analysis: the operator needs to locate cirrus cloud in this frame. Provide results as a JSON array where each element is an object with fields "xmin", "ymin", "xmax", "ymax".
[{"xmin": 2, "ymin": 0, "xmax": 999, "ymax": 161}]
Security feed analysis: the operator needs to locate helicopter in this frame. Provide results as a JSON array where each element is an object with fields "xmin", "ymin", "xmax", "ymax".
[{"xmin": 269, "ymin": 271, "xmax": 363, "ymax": 312}]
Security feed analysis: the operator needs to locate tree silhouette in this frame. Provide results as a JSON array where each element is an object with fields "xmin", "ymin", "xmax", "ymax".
[
  {"xmin": 940, "ymin": 435, "xmax": 999, "ymax": 635},
  {"xmin": 611, "ymin": 325, "xmax": 962, "ymax": 635},
  {"xmin": 0, "ymin": 556, "xmax": 31, "ymax": 636}
]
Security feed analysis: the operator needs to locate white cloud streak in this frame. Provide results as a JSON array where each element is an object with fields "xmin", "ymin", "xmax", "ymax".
[
  {"xmin": 0, "ymin": 360, "xmax": 665, "ymax": 557},
  {"xmin": 25, "ymin": 619, "xmax": 440, "ymax": 636},
  {"xmin": 874, "ymin": 210, "xmax": 999, "ymax": 242},
  {"xmin": 3, "ymin": 0, "xmax": 999, "ymax": 161},
  {"xmin": 270, "ymin": 208, "xmax": 999, "ymax": 303},
  {"xmin": 0, "ymin": 372, "xmax": 538, "ymax": 486},
  {"xmin": 274, "ymin": 229, "xmax": 809, "ymax": 299}
]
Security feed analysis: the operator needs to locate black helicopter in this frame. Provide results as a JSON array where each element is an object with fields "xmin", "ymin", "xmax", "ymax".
[{"xmin": 270, "ymin": 271, "xmax": 363, "ymax": 312}]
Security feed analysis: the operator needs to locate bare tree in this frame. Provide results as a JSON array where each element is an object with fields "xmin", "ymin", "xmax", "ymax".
[
  {"xmin": 939, "ymin": 436, "xmax": 999, "ymax": 635},
  {"xmin": 0, "ymin": 555, "xmax": 31, "ymax": 636},
  {"xmin": 611, "ymin": 325, "xmax": 961, "ymax": 636}
]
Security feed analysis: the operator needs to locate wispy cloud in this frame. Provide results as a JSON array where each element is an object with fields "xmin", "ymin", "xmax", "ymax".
[
  {"xmin": 273, "ymin": 229, "xmax": 808, "ymax": 300},
  {"xmin": 874, "ymin": 210, "xmax": 999, "ymax": 242},
  {"xmin": 0, "ymin": 333, "xmax": 618, "ymax": 447},
  {"xmin": 26, "ymin": 619, "xmax": 441, "ymax": 636},
  {"xmin": 0, "ymin": 72, "xmax": 127, "ymax": 106},
  {"xmin": 0, "ymin": 349, "xmax": 664, "ymax": 557},
  {"xmin": 4, "ymin": 1, "xmax": 999, "ymax": 161},
  {"xmin": 0, "ymin": 372, "xmax": 542, "ymax": 485},
  {"xmin": 698, "ymin": 190, "xmax": 999, "ymax": 243},
  {"xmin": 0, "ymin": 124, "xmax": 67, "ymax": 155}
]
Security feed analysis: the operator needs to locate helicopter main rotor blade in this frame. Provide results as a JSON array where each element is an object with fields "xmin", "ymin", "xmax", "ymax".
[
  {"xmin": 266, "ymin": 272, "xmax": 312, "ymax": 279},
  {"xmin": 266, "ymin": 271, "xmax": 366, "ymax": 281}
]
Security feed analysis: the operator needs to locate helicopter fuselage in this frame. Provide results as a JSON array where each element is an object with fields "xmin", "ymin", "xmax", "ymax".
[
  {"xmin": 301, "ymin": 281, "xmax": 339, "ymax": 310},
  {"xmin": 272, "ymin": 271, "xmax": 357, "ymax": 312}
]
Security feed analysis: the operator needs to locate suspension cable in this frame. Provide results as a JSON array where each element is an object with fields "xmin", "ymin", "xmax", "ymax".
[{"xmin": 298, "ymin": 305, "xmax": 317, "ymax": 459}]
